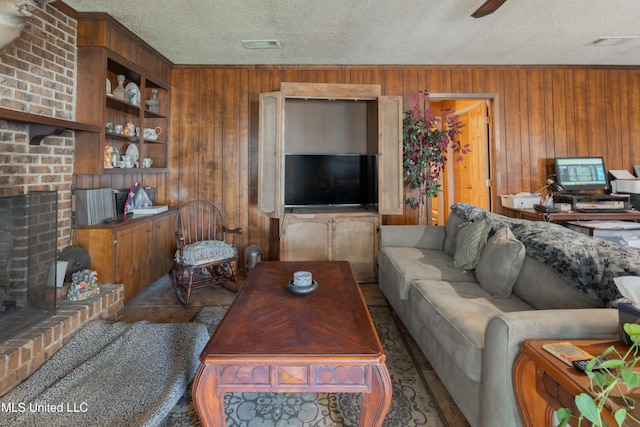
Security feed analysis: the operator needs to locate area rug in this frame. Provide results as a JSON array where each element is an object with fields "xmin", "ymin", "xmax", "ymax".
[{"xmin": 164, "ymin": 305, "xmax": 444, "ymax": 427}]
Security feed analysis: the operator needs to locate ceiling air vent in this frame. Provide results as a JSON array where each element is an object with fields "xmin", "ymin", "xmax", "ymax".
[
  {"xmin": 588, "ymin": 36, "xmax": 637, "ymax": 46},
  {"xmin": 241, "ymin": 40, "xmax": 281, "ymax": 49}
]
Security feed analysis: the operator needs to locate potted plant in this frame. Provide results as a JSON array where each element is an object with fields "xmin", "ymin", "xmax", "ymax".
[
  {"xmin": 557, "ymin": 323, "xmax": 640, "ymax": 427},
  {"xmin": 403, "ymin": 90, "xmax": 468, "ymax": 225}
]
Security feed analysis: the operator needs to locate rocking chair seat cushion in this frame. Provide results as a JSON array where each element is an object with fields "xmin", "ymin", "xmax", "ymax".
[{"xmin": 176, "ymin": 240, "xmax": 236, "ymax": 266}]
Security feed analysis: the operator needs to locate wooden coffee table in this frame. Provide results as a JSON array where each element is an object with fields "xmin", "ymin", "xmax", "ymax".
[{"xmin": 192, "ymin": 260, "xmax": 392, "ymax": 426}]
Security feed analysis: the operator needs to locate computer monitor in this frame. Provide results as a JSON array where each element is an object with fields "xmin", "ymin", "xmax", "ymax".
[{"xmin": 553, "ymin": 157, "xmax": 609, "ymax": 192}]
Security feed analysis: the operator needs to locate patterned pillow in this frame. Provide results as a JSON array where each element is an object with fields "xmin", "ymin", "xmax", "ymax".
[
  {"xmin": 176, "ymin": 240, "xmax": 236, "ymax": 266},
  {"xmin": 448, "ymin": 213, "xmax": 491, "ymax": 271},
  {"xmin": 476, "ymin": 226, "xmax": 526, "ymax": 298}
]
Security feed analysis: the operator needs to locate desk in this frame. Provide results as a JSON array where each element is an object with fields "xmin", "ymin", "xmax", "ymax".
[
  {"xmin": 503, "ymin": 206, "xmax": 640, "ymax": 225},
  {"xmin": 514, "ymin": 339, "xmax": 640, "ymax": 427}
]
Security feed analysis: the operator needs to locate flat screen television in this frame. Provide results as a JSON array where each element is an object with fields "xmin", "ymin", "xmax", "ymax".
[
  {"xmin": 554, "ymin": 156, "xmax": 609, "ymax": 192},
  {"xmin": 285, "ymin": 154, "xmax": 378, "ymax": 206}
]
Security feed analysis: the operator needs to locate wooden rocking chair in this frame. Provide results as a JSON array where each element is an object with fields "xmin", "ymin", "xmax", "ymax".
[{"xmin": 173, "ymin": 200, "xmax": 242, "ymax": 305}]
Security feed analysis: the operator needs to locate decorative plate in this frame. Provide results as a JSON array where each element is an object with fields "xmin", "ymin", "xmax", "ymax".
[{"xmin": 287, "ymin": 280, "xmax": 318, "ymax": 295}]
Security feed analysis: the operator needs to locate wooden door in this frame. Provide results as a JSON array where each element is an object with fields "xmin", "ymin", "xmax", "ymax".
[
  {"xmin": 450, "ymin": 102, "xmax": 491, "ymax": 213},
  {"xmin": 151, "ymin": 212, "xmax": 176, "ymax": 282},
  {"xmin": 115, "ymin": 222, "xmax": 152, "ymax": 302},
  {"xmin": 280, "ymin": 216, "xmax": 330, "ymax": 261},
  {"xmin": 258, "ymin": 91, "xmax": 284, "ymax": 219},
  {"xmin": 332, "ymin": 214, "xmax": 379, "ymax": 283}
]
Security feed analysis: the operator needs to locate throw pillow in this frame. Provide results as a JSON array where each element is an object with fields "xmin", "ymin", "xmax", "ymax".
[
  {"xmin": 176, "ymin": 240, "xmax": 236, "ymax": 266},
  {"xmin": 476, "ymin": 226, "xmax": 526, "ymax": 298},
  {"xmin": 443, "ymin": 212, "xmax": 465, "ymax": 256},
  {"xmin": 448, "ymin": 213, "xmax": 491, "ymax": 271}
]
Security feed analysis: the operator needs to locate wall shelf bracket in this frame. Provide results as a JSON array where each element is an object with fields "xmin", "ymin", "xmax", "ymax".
[{"xmin": 29, "ymin": 124, "xmax": 66, "ymax": 145}]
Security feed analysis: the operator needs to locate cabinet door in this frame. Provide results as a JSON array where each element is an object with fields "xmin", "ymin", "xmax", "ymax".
[
  {"xmin": 333, "ymin": 216, "xmax": 379, "ymax": 283},
  {"xmin": 115, "ymin": 222, "xmax": 152, "ymax": 302},
  {"xmin": 378, "ymin": 95, "xmax": 404, "ymax": 215},
  {"xmin": 258, "ymin": 91, "xmax": 284, "ymax": 219},
  {"xmin": 280, "ymin": 218, "xmax": 331, "ymax": 261},
  {"xmin": 151, "ymin": 213, "xmax": 176, "ymax": 282}
]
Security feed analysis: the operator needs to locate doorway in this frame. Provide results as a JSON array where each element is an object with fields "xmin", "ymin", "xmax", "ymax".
[{"xmin": 428, "ymin": 95, "xmax": 495, "ymax": 224}]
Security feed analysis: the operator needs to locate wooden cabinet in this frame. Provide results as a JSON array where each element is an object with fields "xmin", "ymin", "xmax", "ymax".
[
  {"xmin": 74, "ymin": 47, "xmax": 171, "ymax": 174},
  {"xmin": 258, "ymin": 83, "xmax": 403, "ymax": 218},
  {"xmin": 258, "ymin": 83, "xmax": 400, "ymax": 274},
  {"xmin": 151, "ymin": 213, "xmax": 176, "ymax": 283},
  {"xmin": 74, "ymin": 208, "xmax": 177, "ymax": 303},
  {"xmin": 280, "ymin": 209, "xmax": 379, "ymax": 282}
]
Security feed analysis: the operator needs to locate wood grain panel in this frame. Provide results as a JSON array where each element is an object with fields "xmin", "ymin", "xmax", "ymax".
[
  {"xmin": 526, "ymin": 69, "xmax": 547, "ymax": 189},
  {"xmin": 167, "ymin": 64, "xmax": 640, "ymax": 261}
]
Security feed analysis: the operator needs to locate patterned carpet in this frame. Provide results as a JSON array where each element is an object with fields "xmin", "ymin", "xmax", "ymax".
[{"xmin": 164, "ymin": 305, "xmax": 444, "ymax": 427}]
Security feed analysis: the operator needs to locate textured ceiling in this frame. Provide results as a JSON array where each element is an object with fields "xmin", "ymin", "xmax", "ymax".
[{"xmin": 60, "ymin": 0, "xmax": 640, "ymax": 66}]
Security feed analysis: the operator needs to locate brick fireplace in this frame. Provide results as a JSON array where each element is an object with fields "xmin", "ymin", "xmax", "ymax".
[
  {"xmin": 0, "ymin": 191, "xmax": 125, "ymax": 396},
  {"xmin": 0, "ymin": 191, "xmax": 59, "ymax": 343}
]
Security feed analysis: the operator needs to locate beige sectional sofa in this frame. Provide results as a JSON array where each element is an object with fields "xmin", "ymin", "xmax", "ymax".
[{"xmin": 377, "ymin": 203, "xmax": 636, "ymax": 427}]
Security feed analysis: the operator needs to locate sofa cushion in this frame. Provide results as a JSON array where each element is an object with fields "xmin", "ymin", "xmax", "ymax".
[
  {"xmin": 378, "ymin": 247, "xmax": 476, "ymax": 300},
  {"xmin": 409, "ymin": 279, "xmax": 533, "ymax": 382},
  {"xmin": 512, "ymin": 257, "xmax": 603, "ymax": 309},
  {"xmin": 176, "ymin": 240, "xmax": 236, "ymax": 266},
  {"xmin": 449, "ymin": 213, "xmax": 491, "ymax": 271},
  {"xmin": 476, "ymin": 226, "xmax": 526, "ymax": 298},
  {"xmin": 443, "ymin": 212, "xmax": 465, "ymax": 256}
]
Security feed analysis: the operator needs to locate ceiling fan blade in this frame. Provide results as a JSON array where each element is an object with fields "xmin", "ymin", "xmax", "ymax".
[{"xmin": 471, "ymin": 0, "xmax": 508, "ymax": 18}]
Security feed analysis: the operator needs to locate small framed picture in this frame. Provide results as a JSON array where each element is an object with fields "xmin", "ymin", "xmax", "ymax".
[{"xmin": 634, "ymin": 165, "xmax": 640, "ymax": 177}]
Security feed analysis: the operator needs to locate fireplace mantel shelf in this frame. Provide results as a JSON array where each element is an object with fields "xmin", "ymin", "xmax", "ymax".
[{"xmin": 0, "ymin": 108, "xmax": 100, "ymax": 145}]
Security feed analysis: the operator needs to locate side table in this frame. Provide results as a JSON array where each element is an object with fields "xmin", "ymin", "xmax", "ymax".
[{"xmin": 514, "ymin": 339, "xmax": 640, "ymax": 427}]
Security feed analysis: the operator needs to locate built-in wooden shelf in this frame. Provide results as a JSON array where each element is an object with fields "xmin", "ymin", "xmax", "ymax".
[{"xmin": 0, "ymin": 107, "xmax": 100, "ymax": 145}]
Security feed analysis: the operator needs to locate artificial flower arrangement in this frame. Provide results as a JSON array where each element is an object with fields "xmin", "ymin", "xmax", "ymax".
[
  {"xmin": 403, "ymin": 90, "xmax": 468, "ymax": 225},
  {"xmin": 67, "ymin": 268, "xmax": 100, "ymax": 301}
]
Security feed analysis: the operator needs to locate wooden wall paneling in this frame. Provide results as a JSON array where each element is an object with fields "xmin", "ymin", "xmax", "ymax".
[
  {"xmin": 317, "ymin": 69, "xmax": 346, "ymax": 84},
  {"xmin": 501, "ymin": 69, "xmax": 523, "ymax": 196},
  {"xmin": 586, "ymin": 70, "xmax": 606, "ymax": 158},
  {"xmin": 629, "ymin": 71, "xmax": 640, "ymax": 166},
  {"xmin": 174, "ymin": 68, "xmax": 201, "ymax": 203},
  {"xmin": 604, "ymin": 70, "xmax": 623, "ymax": 169},
  {"xmin": 280, "ymin": 69, "xmax": 304, "ymax": 85},
  {"xmin": 214, "ymin": 68, "xmax": 229, "ymax": 205},
  {"xmin": 247, "ymin": 69, "xmax": 265, "ymax": 256},
  {"xmin": 471, "ymin": 69, "xmax": 487, "ymax": 93},
  {"xmin": 543, "ymin": 69, "xmax": 555, "ymax": 172},
  {"xmin": 450, "ymin": 69, "xmax": 466, "ymax": 93},
  {"xmin": 238, "ymin": 69, "xmax": 251, "ymax": 253},
  {"xmin": 571, "ymin": 69, "xmax": 589, "ymax": 156},
  {"xmin": 563, "ymin": 69, "xmax": 577, "ymax": 156},
  {"xmin": 349, "ymin": 68, "xmax": 373, "ymax": 85},
  {"xmin": 526, "ymin": 69, "xmax": 548, "ymax": 187},
  {"xmin": 551, "ymin": 69, "xmax": 569, "ymax": 159},
  {"xmin": 199, "ymin": 68, "xmax": 218, "ymax": 202},
  {"xmin": 220, "ymin": 69, "xmax": 243, "ymax": 233},
  {"xmin": 168, "ymin": 64, "xmax": 640, "ymax": 255},
  {"xmin": 485, "ymin": 68, "xmax": 505, "ymax": 204},
  {"xmin": 517, "ymin": 69, "xmax": 533, "ymax": 193},
  {"xmin": 617, "ymin": 70, "xmax": 632, "ymax": 168}
]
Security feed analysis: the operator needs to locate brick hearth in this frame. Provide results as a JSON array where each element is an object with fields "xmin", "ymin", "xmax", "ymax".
[{"xmin": 0, "ymin": 284, "xmax": 124, "ymax": 396}]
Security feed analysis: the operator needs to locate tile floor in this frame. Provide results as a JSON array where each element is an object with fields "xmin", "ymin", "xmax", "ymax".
[{"xmin": 122, "ymin": 273, "xmax": 470, "ymax": 427}]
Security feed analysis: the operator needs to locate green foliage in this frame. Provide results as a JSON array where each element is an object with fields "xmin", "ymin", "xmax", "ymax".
[
  {"xmin": 557, "ymin": 323, "xmax": 640, "ymax": 427},
  {"xmin": 402, "ymin": 90, "xmax": 468, "ymax": 210}
]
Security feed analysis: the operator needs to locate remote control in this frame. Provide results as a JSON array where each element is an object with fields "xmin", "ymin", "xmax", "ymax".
[{"xmin": 572, "ymin": 357, "xmax": 608, "ymax": 372}]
